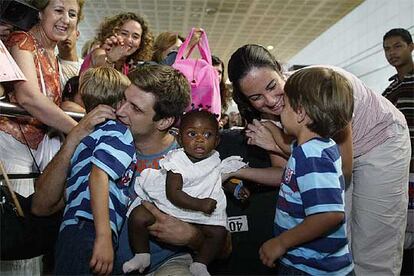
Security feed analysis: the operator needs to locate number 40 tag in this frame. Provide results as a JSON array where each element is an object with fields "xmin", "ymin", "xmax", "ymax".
[{"xmin": 227, "ymin": 215, "xmax": 249, "ymax": 233}]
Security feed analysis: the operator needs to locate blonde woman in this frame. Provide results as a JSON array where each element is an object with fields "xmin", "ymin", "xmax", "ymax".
[{"xmin": 0, "ymin": 0, "xmax": 84, "ymax": 274}]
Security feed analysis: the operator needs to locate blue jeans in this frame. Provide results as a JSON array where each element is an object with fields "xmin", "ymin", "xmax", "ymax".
[
  {"xmin": 278, "ymin": 262, "xmax": 354, "ymax": 276},
  {"xmin": 54, "ymin": 220, "xmax": 114, "ymax": 275},
  {"xmin": 278, "ymin": 263, "xmax": 309, "ymax": 275}
]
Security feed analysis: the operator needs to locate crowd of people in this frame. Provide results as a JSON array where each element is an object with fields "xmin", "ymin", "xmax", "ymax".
[{"xmin": 0, "ymin": 0, "xmax": 412, "ymax": 275}]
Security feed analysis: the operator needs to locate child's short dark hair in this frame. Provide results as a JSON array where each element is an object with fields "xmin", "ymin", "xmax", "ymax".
[
  {"xmin": 284, "ymin": 67, "xmax": 354, "ymax": 138},
  {"xmin": 62, "ymin": 76, "xmax": 80, "ymax": 102},
  {"xmin": 383, "ymin": 28, "xmax": 413, "ymax": 44},
  {"xmin": 180, "ymin": 110, "xmax": 219, "ymax": 134},
  {"xmin": 79, "ymin": 67, "xmax": 131, "ymax": 112}
]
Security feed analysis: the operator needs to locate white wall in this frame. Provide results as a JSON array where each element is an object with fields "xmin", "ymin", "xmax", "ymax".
[{"xmin": 288, "ymin": 0, "xmax": 414, "ymax": 94}]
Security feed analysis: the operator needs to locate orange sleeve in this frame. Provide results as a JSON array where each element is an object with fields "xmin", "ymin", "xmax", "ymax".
[{"xmin": 6, "ymin": 31, "xmax": 35, "ymax": 52}]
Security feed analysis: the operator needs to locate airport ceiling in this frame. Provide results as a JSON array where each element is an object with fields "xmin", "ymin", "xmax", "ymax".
[{"xmin": 78, "ymin": 0, "xmax": 364, "ymax": 66}]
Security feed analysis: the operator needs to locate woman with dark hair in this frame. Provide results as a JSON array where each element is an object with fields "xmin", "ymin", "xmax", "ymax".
[
  {"xmin": 228, "ymin": 45, "xmax": 283, "ymax": 124},
  {"xmin": 212, "ymin": 55, "xmax": 232, "ymax": 113},
  {"xmin": 219, "ymin": 113, "xmax": 230, "ymax": 130},
  {"xmin": 227, "ymin": 44, "xmax": 410, "ymax": 275},
  {"xmin": 61, "ymin": 75, "xmax": 84, "ymax": 113},
  {"xmin": 80, "ymin": 12, "xmax": 153, "ymax": 75}
]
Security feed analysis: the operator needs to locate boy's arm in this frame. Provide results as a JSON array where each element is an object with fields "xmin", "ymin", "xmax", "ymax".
[
  {"xmin": 226, "ymin": 166, "xmax": 284, "ymax": 187},
  {"xmin": 260, "ymin": 212, "xmax": 344, "ymax": 268},
  {"xmin": 166, "ymin": 171, "xmax": 216, "ymax": 214},
  {"xmin": 334, "ymin": 124, "xmax": 353, "ymax": 186},
  {"xmin": 89, "ymin": 165, "xmax": 113, "ymax": 275},
  {"xmin": 269, "ymin": 151, "xmax": 288, "ymax": 169},
  {"xmin": 32, "ymin": 105, "xmax": 116, "ymax": 216}
]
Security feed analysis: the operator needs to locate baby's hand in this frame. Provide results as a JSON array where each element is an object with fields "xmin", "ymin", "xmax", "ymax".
[
  {"xmin": 200, "ymin": 198, "xmax": 217, "ymax": 214},
  {"xmin": 237, "ymin": 186, "xmax": 250, "ymax": 202},
  {"xmin": 230, "ymin": 180, "xmax": 250, "ymax": 202}
]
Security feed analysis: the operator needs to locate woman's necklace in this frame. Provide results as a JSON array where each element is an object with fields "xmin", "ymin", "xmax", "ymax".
[
  {"xmin": 30, "ymin": 25, "xmax": 58, "ymax": 73},
  {"xmin": 42, "ymin": 48, "xmax": 57, "ymax": 73}
]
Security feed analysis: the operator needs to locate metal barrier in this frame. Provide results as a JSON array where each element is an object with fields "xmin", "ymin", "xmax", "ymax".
[
  {"xmin": 0, "ymin": 101, "xmax": 84, "ymax": 179},
  {"xmin": 0, "ymin": 101, "xmax": 84, "ymax": 121}
]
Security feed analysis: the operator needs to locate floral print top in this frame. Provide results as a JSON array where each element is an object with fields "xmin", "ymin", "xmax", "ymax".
[{"xmin": 0, "ymin": 31, "xmax": 61, "ymax": 149}]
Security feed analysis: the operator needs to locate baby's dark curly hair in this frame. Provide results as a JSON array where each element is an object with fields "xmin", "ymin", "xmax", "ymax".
[{"xmin": 180, "ymin": 110, "xmax": 219, "ymax": 134}]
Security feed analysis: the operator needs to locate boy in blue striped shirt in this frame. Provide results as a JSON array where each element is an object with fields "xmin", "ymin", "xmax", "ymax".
[
  {"xmin": 55, "ymin": 67, "xmax": 137, "ymax": 275},
  {"xmin": 259, "ymin": 67, "xmax": 354, "ymax": 275}
]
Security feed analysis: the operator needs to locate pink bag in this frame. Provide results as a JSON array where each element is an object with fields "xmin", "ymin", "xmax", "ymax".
[{"xmin": 173, "ymin": 28, "xmax": 221, "ymax": 117}]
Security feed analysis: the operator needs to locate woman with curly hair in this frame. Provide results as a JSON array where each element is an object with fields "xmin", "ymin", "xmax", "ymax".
[{"xmin": 80, "ymin": 12, "xmax": 153, "ymax": 75}]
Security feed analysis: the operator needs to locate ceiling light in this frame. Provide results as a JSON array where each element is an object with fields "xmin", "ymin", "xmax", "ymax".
[
  {"xmin": 267, "ymin": 45, "xmax": 274, "ymax": 50},
  {"xmin": 205, "ymin": 8, "xmax": 217, "ymax": 15}
]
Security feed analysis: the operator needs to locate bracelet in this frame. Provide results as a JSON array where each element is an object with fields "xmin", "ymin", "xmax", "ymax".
[{"xmin": 233, "ymin": 181, "xmax": 244, "ymax": 200}]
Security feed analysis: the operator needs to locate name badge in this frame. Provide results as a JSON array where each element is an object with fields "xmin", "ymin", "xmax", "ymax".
[{"xmin": 227, "ymin": 215, "xmax": 249, "ymax": 232}]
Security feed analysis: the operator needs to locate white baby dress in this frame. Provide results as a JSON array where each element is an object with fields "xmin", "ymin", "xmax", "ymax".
[{"xmin": 128, "ymin": 148, "xmax": 246, "ymax": 227}]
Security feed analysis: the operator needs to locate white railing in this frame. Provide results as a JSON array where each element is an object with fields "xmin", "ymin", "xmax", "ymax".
[{"xmin": 0, "ymin": 101, "xmax": 84, "ymax": 120}]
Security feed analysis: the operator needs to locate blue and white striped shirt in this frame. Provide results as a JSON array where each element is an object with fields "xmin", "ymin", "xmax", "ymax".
[
  {"xmin": 274, "ymin": 137, "xmax": 353, "ymax": 275},
  {"xmin": 60, "ymin": 120, "xmax": 136, "ymax": 239}
]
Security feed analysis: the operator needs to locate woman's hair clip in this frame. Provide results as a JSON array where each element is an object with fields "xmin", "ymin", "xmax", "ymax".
[
  {"xmin": 186, "ymin": 103, "xmax": 219, "ymax": 120},
  {"xmin": 67, "ymin": 84, "xmax": 72, "ymax": 95},
  {"xmin": 190, "ymin": 103, "xmax": 213, "ymax": 112}
]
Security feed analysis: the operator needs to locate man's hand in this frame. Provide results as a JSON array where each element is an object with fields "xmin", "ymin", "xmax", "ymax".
[
  {"xmin": 90, "ymin": 234, "xmax": 114, "ymax": 275},
  {"xmin": 143, "ymin": 201, "xmax": 201, "ymax": 248},
  {"xmin": 259, "ymin": 237, "xmax": 287, "ymax": 268},
  {"xmin": 237, "ymin": 186, "xmax": 250, "ymax": 202}
]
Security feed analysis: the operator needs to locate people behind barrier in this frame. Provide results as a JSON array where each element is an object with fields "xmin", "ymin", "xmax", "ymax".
[
  {"xmin": 80, "ymin": 12, "xmax": 153, "ymax": 75},
  {"xmin": 0, "ymin": 0, "xmax": 85, "ymax": 274}
]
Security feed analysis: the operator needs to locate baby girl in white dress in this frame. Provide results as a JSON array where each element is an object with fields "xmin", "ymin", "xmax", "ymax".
[{"xmin": 123, "ymin": 110, "xmax": 247, "ymax": 276}]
